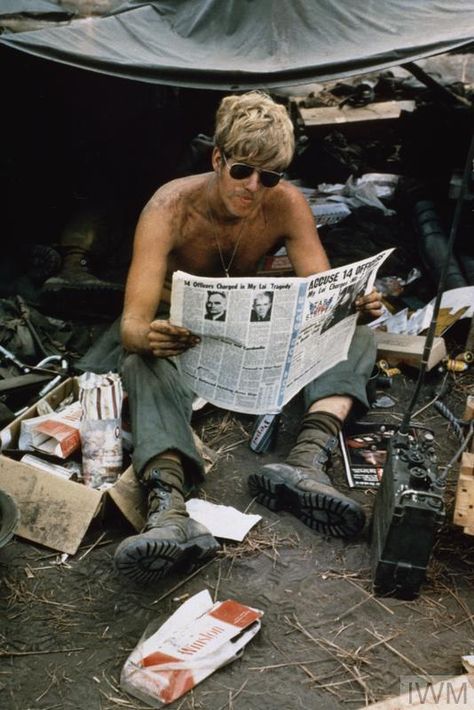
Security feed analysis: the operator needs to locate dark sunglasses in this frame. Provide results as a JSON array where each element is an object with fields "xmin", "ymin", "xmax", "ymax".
[{"xmin": 222, "ymin": 153, "xmax": 283, "ymax": 188}]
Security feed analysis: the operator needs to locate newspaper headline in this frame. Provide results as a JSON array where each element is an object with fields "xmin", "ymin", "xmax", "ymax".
[{"xmin": 170, "ymin": 248, "xmax": 393, "ymax": 414}]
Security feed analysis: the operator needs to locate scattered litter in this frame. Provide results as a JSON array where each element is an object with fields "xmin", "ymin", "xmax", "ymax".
[
  {"xmin": 356, "ymin": 172, "xmax": 400, "ymax": 199},
  {"xmin": 36, "ymin": 399, "xmax": 54, "ymax": 416},
  {"xmin": 375, "ymin": 268, "xmax": 421, "ymax": 297},
  {"xmin": 462, "ymin": 654, "xmax": 474, "ymax": 673},
  {"xmin": 186, "ymin": 499, "xmax": 261, "ymax": 542},
  {"xmin": 291, "ymin": 183, "xmax": 352, "ymax": 225},
  {"xmin": 456, "ymin": 351, "xmax": 473, "ymax": 364},
  {"xmin": 172, "ymin": 594, "xmax": 190, "ymax": 603},
  {"xmin": 382, "ymin": 307, "xmax": 409, "ymax": 334},
  {"xmin": 296, "ymin": 174, "xmax": 400, "ymax": 223},
  {"xmin": 372, "ymin": 394, "xmax": 397, "ymax": 409},
  {"xmin": 317, "ymin": 174, "xmax": 398, "ymax": 215},
  {"xmin": 78, "ymin": 372, "xmax": 124, "ymax": 488},
  {"xmin": 370, "ymin": 286, "xmax": 474, "ymax": 336},
  {"xmin": 377, "ymin": 360, "xmax": 401, "ymax": 377},
  {"xmin": 18, "ymin": 400, "xmax": 82, "ymax": 458},
  {"xmin": 443, "ymin": 358, "xmax": 469, "ymax": 373},
  {"xmin": 20, "ymin": 454, "xmax": 80, "ymax": 480},
  {"xmin": 54, "ymin": 553, "xmax": 70, "ymax": 566},
  {"xmin": 121, "ymin": 589, "xmax": 263, "ymax": 707}
]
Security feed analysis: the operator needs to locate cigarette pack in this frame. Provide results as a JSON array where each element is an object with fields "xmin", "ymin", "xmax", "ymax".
[
  {"xmin": 121, "ymin": 590, "xmax": 263, "ymax": 707},
  {"xmin": 19, "ymin": 401, "xmax": 82, "ymax": 459}
]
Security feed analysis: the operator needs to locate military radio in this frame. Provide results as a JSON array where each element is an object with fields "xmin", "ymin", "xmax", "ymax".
[
  {"xmin": 371, "ymin": 427, "xmax": 445, "ymax": 599},
  {"xmin": 370, "ymin": 129, "xmax": 474, "ymax": 600}
]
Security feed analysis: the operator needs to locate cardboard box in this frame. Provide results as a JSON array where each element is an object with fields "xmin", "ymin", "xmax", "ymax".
[
  {"xmin": 373, "ymin": 331, "xmax": 447, "ymax": 371},
  {"xmin": 0, "ymin": 378, "xmax": 146, "ymax": 555}
]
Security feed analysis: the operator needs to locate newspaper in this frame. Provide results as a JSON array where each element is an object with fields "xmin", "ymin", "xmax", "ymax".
[{"xmin": 170, "ymin": 249, "xmax": 392, "ymax": 414}]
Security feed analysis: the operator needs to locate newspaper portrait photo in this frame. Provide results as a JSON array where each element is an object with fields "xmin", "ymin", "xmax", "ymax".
[{"xmin": 170, "ymin": 249, "xmax": 392, "ymax": 414}]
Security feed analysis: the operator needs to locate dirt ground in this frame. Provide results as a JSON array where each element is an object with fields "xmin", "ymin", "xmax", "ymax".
[
  {"xmin": 1, "ymin": 357, "xmax": 473, "ymax": 710},
  {"xmin": 0, "ymin": 10, "xmax": 472, "ymax": 706}
]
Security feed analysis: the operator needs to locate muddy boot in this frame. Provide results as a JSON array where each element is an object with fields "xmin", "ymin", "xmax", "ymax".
[
  {"xmin": 248, "ymin": 412, "xmax": 365, "ymax": 538},
  {"xmin": 114, "ymin": 459, "xmax": 219, "ymax": 584},
  {"xmin": 26, "ymin": 244, "xmax": 62, "ymax": 284},
  {"xmin": 41, "ymin": 205, "xmax": 124, "ymax": 317}
]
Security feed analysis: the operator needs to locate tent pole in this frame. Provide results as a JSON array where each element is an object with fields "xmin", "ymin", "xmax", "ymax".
[{"xmin": 402, "ymin": 61, "xmax": 472, "ymax": 108}]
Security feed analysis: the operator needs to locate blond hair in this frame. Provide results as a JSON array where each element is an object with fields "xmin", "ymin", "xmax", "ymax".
[{"xmin": 214, "ymin": 91, "xmax": 295, "ymax": 169}]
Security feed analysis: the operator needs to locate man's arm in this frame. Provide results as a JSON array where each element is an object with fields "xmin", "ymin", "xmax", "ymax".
[
  {"xmin": 282, "ymin": 186, "xmax": 331, "ymax": 276},
  {"xmin": 121, "ymin": 193, "xmax": 198, "ymax": 356},
  {"xmin": 283, "ymin": 185, "xmax": 382, "ymax": 319}
]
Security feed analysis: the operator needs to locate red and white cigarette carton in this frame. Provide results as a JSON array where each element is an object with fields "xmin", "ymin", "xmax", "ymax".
[
  {"xmin": 19, "ymin": 401, "xmax": 82, "ymax": 459},
  {"xmin": 121, "ymin": 590, "xmax": 263, "ymax": 707}
]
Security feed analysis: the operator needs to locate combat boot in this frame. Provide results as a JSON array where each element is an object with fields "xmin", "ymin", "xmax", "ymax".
[
  {"xmin": 41, "ymin": 205, "xmax": 124, "ymax": 316},
  {"xmin": 248, "ymin": 413, "xmax": 365, "ymax": 538},
  {"xmin": 114, "ymin": 462, "xmax": 219, "ymax": 584}
]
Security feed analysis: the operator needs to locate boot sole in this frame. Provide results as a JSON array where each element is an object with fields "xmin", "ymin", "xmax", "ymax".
[
  {"xmin": 248, "ymin": 470, "xmax": 365, "ymax": 538},
  {"xmin": 114, "ymin": 533, "xmax": 219, "ymax": 585}
]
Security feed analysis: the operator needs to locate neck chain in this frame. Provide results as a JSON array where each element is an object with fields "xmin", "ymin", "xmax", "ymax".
[{"xmin": 207, "ymin": 181, "xmax": 246, "ymax": 277}]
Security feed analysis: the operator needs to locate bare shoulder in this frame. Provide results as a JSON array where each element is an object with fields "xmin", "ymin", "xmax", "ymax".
[
  {"xmin": 143, "ymin": 173, "xmax": 210, "ymax": 222},
  {"xmin": 280, "ymin": 179, "xmax": 311, "ymax": 208},
  {"xmin": 269, "ymin": 181, "xmax": 330, "ymax": 275},
  {"xmin": 265, "ymin": 179, "xmax": 313, "ymax": 227}
]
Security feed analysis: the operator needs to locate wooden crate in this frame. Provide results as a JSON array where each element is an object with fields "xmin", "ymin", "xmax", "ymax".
[{"xmin": 454, "ymin": 452, "xmax": 474, "ymax": 535}]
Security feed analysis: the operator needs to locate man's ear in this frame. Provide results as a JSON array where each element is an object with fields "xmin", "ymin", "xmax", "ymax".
[{"xmin": 211, "ymin": 147, "xmax": 223, "ymax": 172}]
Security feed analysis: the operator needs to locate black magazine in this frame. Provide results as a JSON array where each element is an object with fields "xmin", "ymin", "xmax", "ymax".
[{"xmin": 340, "ymin": 421, "xmax": 434, "ymax": 488}]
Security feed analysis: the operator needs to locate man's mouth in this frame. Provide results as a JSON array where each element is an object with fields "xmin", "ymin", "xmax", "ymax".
[{"xmin": 237, "ymin": 193, "xmax": 253, "ymax": 204}]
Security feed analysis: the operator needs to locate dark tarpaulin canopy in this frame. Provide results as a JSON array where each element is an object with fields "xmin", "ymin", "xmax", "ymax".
[
  {"xmin": 0, "ymin": 0, "xmax": 74, "ymax": 17},
  {"xmin": 0, "ymin": 0, "xmax": 473, "ymax": 89}
]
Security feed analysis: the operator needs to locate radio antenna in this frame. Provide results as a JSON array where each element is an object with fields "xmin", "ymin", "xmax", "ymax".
[{"xmin": 399, "ymin": 127, "xmax": 474, "ymax": 436}]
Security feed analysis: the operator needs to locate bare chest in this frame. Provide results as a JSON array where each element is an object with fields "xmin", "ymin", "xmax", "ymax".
[{"xmin": 169, "ymin": 213, "xmax": 283, "ymax": 278}]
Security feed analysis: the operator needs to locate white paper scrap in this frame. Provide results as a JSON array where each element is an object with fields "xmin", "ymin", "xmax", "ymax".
[
  {"xmin": 385, "ymin": 307, "xmax": 408, "ymax": 334},
  {"xmin": 186, "ymin": 499, "xmax": 261, "ymax": 541},
  {"xmin": 440, "ymin": 286, "xmax": 474, "ymax": 319}
]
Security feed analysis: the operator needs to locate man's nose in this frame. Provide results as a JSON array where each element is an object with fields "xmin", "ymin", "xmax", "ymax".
[{"xmin": 244, "ymin": 170, "xmax": 262, "ymax": 192}]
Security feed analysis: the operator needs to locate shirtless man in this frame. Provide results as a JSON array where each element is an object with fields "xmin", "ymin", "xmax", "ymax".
[{"xmin": 114, "ymin": 92, "xmax": 382, "ymax": 583}]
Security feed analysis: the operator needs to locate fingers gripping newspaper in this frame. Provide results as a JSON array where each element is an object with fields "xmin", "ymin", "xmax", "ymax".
[{"xmin": 170, "ymin": 249, "xmax": 392, "ymax": 415}]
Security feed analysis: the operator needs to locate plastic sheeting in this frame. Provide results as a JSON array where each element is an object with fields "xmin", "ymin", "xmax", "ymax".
[
  {"xmin": 0, "ymin": 0, "xmax": 73, "ymax": 17},
  {"xmin": 0, "ymin": 0, "xmax": 473, "ymax": 89}
]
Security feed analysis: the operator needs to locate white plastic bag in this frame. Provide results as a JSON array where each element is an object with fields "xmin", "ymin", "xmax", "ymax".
[{"xmin": 78, "ymin": 372, "xmax": 123, "ymax": 488}]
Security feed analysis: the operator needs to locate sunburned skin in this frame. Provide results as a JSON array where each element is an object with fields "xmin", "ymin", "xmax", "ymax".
[
  {"xmin": 157, "ymin": 174, "xmax": 293, "ymax": 283},
  {"xmin": 120, "ymin": 146, "xmax": 381, "ymax": 358}
]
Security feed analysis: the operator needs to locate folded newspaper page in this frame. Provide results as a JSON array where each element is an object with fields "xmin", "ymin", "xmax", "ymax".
[{"xmin": 170, "ymin": 249, "xmax": 392, "ymax": 414}]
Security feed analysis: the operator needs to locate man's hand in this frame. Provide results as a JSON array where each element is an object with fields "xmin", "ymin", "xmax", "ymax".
[
  {"xmin": 355, "ymin": 289, "xmax": 383, "ymax": 322},
  {"xmin": 148, "ymin": 320, "xmax": 200, "ymax": 357}
]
